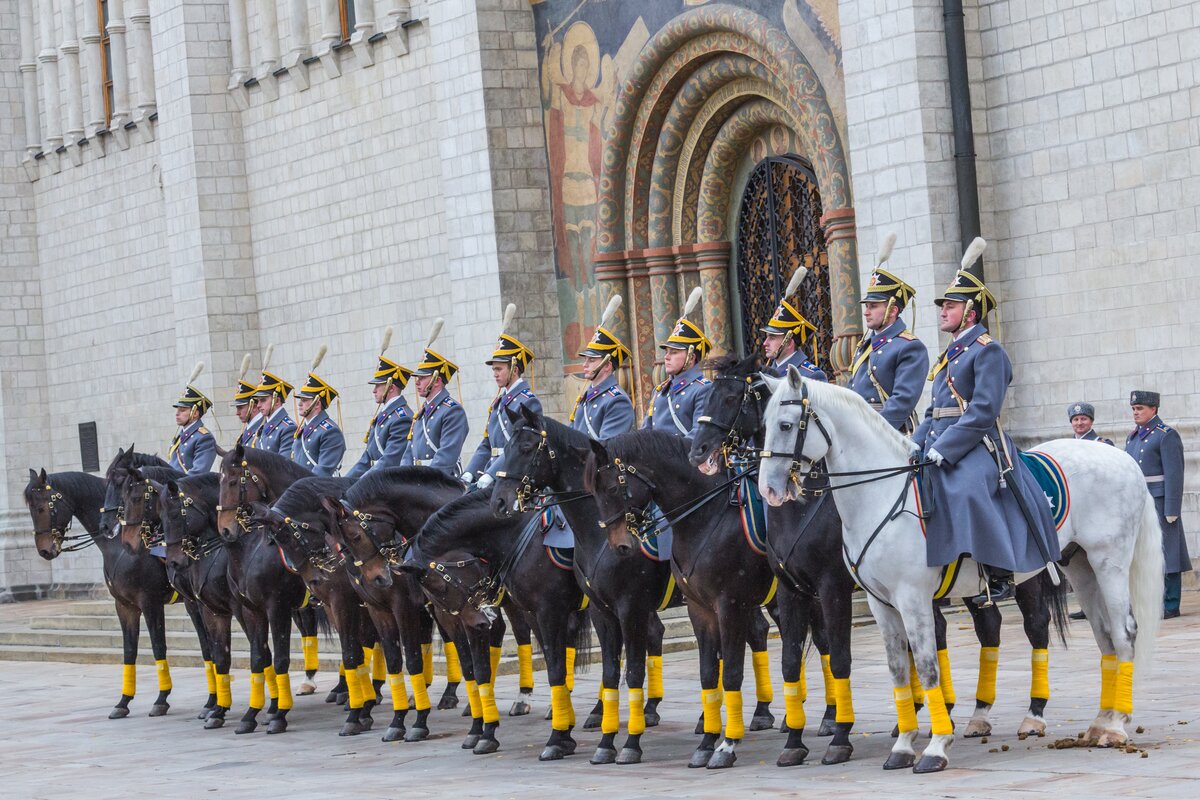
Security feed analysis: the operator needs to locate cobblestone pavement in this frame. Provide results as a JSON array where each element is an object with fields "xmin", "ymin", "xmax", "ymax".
[{"xmin": 1, "ymin": 595, "xmax": 1196, "ymax": 800}]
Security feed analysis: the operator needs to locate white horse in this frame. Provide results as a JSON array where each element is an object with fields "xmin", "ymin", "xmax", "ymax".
[{"xmin": 758, "ymin": 367, "xmax": 1162, "ymax": 773}]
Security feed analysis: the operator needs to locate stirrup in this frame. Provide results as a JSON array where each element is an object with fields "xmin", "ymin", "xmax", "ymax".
[{"xmin": 970, "ymin": 578, "xmax": 1013, "ymax": 607}]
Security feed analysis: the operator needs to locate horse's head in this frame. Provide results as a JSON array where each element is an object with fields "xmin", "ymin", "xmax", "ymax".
[
  {"xmin": 321, "ymin": 495, "xmax": 395, "ymax": 589},
  {"xmin": 398, "ymin": 549, "xmax": 498, "ymax": 633},
  {"xmin": 491, "ymin": 404, "xmax": 556, "ymax": 519},
  {"xmin": 759, "ymin": 367, "xmax": 832, "ymax": 507},
  {"xmin": 25, "ymin": 468, "xmax": 69, "ymax": 560},
  {"xmin": 119, "ymin": 469, "xmax": 163, "ymax": 553},
  {"xmin": 583, "ymin": 439, "xmax": 656, "ymax": 558},
  {"xmin": 217, "ymin": 442, "xmax": 266, "ymax": 542},
  {"xmin": 247, "ymin": 500, "xmax": 335, "ymax": 584},
  {"xmin": 99, "ymin": 446, "xmax": 136, "ymax": 537},
  {"xmin": 689, "ymin": 353, "xmax": 768, "ymax": 475},
  {"xmin": 159, "ymin": 479, "xmax": 197, "ymax": 571}
]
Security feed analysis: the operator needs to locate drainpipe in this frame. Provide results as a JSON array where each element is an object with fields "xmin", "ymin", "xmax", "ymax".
[{"xmin": 943, "ymin": 0, "xmax": 984, "ymax": 281}]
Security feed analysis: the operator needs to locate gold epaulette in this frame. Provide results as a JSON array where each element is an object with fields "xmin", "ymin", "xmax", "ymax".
[
  {"xmin": 198, "ymin": 427, "xmax": 210, "ymax": 435},
  {"xmin": 976, "ymin": 333, "xmax": 993, "ymax": 345},
  {"xmin": 897, "ymin": 331, "xmax": 915, "ymax": 340}
]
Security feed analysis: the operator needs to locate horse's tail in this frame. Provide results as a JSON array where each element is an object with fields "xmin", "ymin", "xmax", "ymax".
[
  {"xmin": 311, "ymin": 603, "xmax": 333, "ymax": 640},
  {"xmin": 569, "ymin": 607, "xmax": 593, "ymax": 673},
  {"xmin": 1129, "ymin": 493, "xmax": 1164, "ymax": 680},
  {"xmin": 1043, "ymin": 567, "xmax": 1070, "ymax": 647}
]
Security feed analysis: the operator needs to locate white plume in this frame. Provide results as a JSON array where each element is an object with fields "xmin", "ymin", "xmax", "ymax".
[
  {"xmin": 425, "ymin": 319, "xmax": 444, "ymax": 349},
  {"xmin": 310, "ymin": 345, "xmax": 327, "ymax": 372},
  {"xmin": 379, "ymin": 326, "xmax": 393, "ymax": 356},
  {"xmin": 683, "ymin": 286, "xmax": 703, "ymax": 317},
  {"xmin": 598, "ymin": 295, "xmax": 623, "ymax": 330},
  {"xmin": 237, "ymin": 354, "xmax": 251, "ymax": 381},
  {"xmin": 261, "ymin": 343, "xmax": 274, "ymax": 372},
  {"xmin": 960, "ymin": 237, "xmax": 987, "ymax": 271},
  {"xmin": 501, "ymin": 303, "xmax": 517, "ymax": 333},
  {"xmin": 877, "ymin": 232, "xmax": 897, "ymax": 266},
  {"xmin": 187, "ymin": 361, "xmax": 204, "ymax": 384},
  {"xmin": 784, "ymin": 267, "xmax": 807, "ymax": 298}
]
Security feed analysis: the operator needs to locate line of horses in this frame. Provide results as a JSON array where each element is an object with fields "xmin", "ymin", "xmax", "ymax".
[{"xmin": 23, "ymin": 355, "xmax": 1162, "ymax": 773}]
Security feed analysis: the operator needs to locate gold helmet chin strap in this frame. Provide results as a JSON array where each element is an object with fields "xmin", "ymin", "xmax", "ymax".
[
  {"xmin": 957, "ymin": 298, "xmax": 976, "ymax": 334},
  {"xmin": 364, "ymin": 376, "xmax": 396, "ymax": 445}
]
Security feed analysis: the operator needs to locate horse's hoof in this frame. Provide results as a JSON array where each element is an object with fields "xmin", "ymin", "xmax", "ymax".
[
  {"xmin": 589, "ymin": 746, "xmax": 617, "ymax": 765},
  {"xmin": 913, "ymin": 754, "xmax": 948, "ymax": 774},
  {"xmin": 616, "ymin": 747, "xmax": 642, "ymax": 765},
  {"xmin": 339, "ymin": 722, "xmax": 363, "ymax": 737},
  {"xmin": 203, "ymin": 714, "xmax": 226, "ymax": 730},
  {"xmin": 438, "ymin": 696, "xmax": 459, "ymax": 711},
  {"xmin": 964, "ymin": 718, "xmax": 991, "ymax": 738},
  {"xmin": 821, "ymin": 743, "xmax": 853, "ymax": 765},
  {"xmin": 509, "ymin": 700, "xmax": 531, "ymax": 717},
  {"xmin": 473, "ymin": 737, "xmax": 500, "ymax": 755},
  {"xmin": 461, "ymin": 734, "xmax": 481, "ymax": 750},
  {"xmin": 403, "ymin": 726, "xmax": 429, "ymax": 743},
  {"xmin": 108, "ymin": 707, "xmax": 130, "ymax": 720},
  {"xmin": 381, "ymin": 726, "xmax": 406, "ymax": 743},
  {"xmin": 1097, "ymin": 730, "xmax": 1128, "ymax": 748},
  {"xmin": 266, "ymin": 718, "xmax": 288, "ymax": 735},
  {"xmin": 560, "ymin": 736, "xmax": 578, "ymax": 756},
  {"xmin": 325, "ymin": 689, "xmax": 340, "ymax": 704},
  {"xmin": 1017, "ymin": 717, "xmax": 1046, "ymax": 738},
  {"xmin": 750, "ymin": 711, "xmax": 776, "ymax": 732},
  {"xmin": 540, "ymin": 745, "xmax": 568, "ymax": 761},
  {"xmin": 235, "ymin": 719, "xmax": 258, "ymax": 735},
  {"xmin": 148, "ymin": 703, "xmax": 169, "ymax": 718},
  {"xmin": 583, "ymin": 713, "xmax": 602, "ymax": 731},
  {"xmin": 707, "ymin": 748, "xmax": 737, "ymax": 770},
  {"xmin": 688, "ymin": 748, "xmax": 714, "ymax": 769},
  {"xmin": 644, "ymin": 710, "xmax": 661, "ymax": 728},
  {"xmin": 883, "ymin": 751, "xmax": 915, "ymax": 770},
  {"xmin": 297, "ymin": 680, "xmax": 317, "ymax": 696},
  {"xmin": 777, "ymin": 746, "xmax": 809, "ymax": 767},
  {"xmin": 359, "ymin": 714, "xmax": 374, "ymax": 732}
]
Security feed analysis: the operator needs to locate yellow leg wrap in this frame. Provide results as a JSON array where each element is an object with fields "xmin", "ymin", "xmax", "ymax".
[
  {"xmin": 264, "ymin": 664, "xmax": 278, "ymax": 700},
  {"xmin": 1099, "ymin": 654, "xmax": 1117, "ymax": 711},
  {"xmin": 421, "ymin": 644, "xmax": 433, "ymax": 686},
  {"xmin": 628, "ymin": 687, "xmax": 646, "ymax": 735},
  {"xmin": 1114, "ymin": 661, "xmax": 1134, "ymax": 716},
  {"xmin": 204, "ymin": 660, "xmax": 216, "ymax": 695},
  {"xmin": 358, "ymin": 664, "xmax": 376, "ymax": 702},
  {"xmin": 820, "ymin": 653, "xmax": 835, "ymax": 705},
  {"xmin": 977, "ymin": 646, "xmax": 999, "ymax": 706},
  {"xmin": 936, "ymin": 648, "xmax": 956, "ymax": 706},
  {"xmin": 489, "ymin": 645, "xmax": 502, "ymax": 686},
  {"xmin": 276, "ymin": 672, "xmax": 294, "ymax": 710},
  {"xmin": 1030, "ymin": 648, "xmax": 1050, "ymax": 700},
  {"xmin": 478, "ymin": 681, "xmax": 500, "ymax": 724},
  {"xmin": 465, "ymin": 680, "xmax": 482, "ymax": 720},
  {"xmin": 783, "ymin": 680, "xmax": 806, "ymax": 730},
  {"xmin": 702, "ymin": 688, "xmax": 722, "ymax": 734},
  {"xmin": 346, "ymin": 665, "xmax": 364, "ymax": 709},
  {"xmin": 362, "ymin": 647, "xmax": 374, "ymax": 671},
  {"xmin": 601, "ymin": 686, "xmax": 620, "ymax": 734},
  {"xmin": 372, "ymin": 644, "xmax": 385, "ymax": 682},
  {"xmin": 565, "ymin": 647, "xmax": 577, "ymax": 692},
  {"xmin": 752, "ymin": 650, "xmax": 773, "ymax": 703},
  {"xmin": 724, "ymin": 689, "xmax": 745, "ymax": 740},
  {"xmin": 216, "ymin": 672, "xmax": 232, "ymax": 708},
  {"xmin": 894, "ymin": 686, "xmax": 919, "ymax": 733},
  {"xmin": 518, "ymin": 643, "xmax": 534, "ymax": 689},
  {"xmin": 908, "ymin": 652, "xmax": 925, "ymax": 705},
  {"xmin": 833, "ymin": 676, "xmax": 854, "ymax": 724},
  {"xmin": 387, "ymin": 673, "xmax": 408, "ymax": 711},
  {"xmin": 550, "ymin": 684, "xmax": 571, "ymax": 731},
  {"xmin": 121, "ymin": 664, "xmax": 136, "ymax": 697},
  {"xmin": 249, "ymin": 672, "xmax": 266, "ymax": 710},
  {"xmin": 445, "ymin": 642, "xmax": 463, "ymax": 683},
  {"xmin": 924, "ymin": 684, "xmax": 953, "ymax": 736},
  {"xmin": 155, "ymin": 659, "xmax": 172, "ymax": 692},
  {"xmin": 409, "ymin": 672, "xmax": 431, "ymax": 711},
  {"xmin": 647, "ymin": 654, "xmax": 663, "ymax": 699},
  {"xmin": 302, "ymin": 635, "xmax": 318, "ymax": 672}
]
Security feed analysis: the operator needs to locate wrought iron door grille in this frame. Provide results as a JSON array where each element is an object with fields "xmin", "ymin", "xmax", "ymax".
[{"xmin": 735, "ymin": 155, "xmax": 832, "ymax": 374}]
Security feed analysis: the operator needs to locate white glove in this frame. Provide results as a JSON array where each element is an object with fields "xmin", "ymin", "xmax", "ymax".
[
  {"xmin": 927, "ymin": 448, "xmax": 945, "ymax": 466},
  {"xmin": 1166, "ymin": 515, "xmax": 1179, "ymax": 524},
  {"xmin": 476, "ymin": 473, "xmax": 495, "ymax": 490},
  {"xmin": 460, "ymin": 472, "xmax": 473, "ymax": 484}
]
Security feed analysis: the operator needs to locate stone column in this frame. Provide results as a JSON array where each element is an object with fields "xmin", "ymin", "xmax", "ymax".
[
  {"xmin": 695, "ymin": 243, "xmax": 733, "ymax": 356},
  {"xmin": 59, "ymin": 0, "xmax": 85, "ymax": 145},
  {"xmin": 320, "ymin": 0, "xmax": 341, "ymax": 42},
  {"xmin": 18, "ymin": 0, "xmax": 41, "ymax": 157},
  {"xmin": 355, "ymin": 0, "xmax": 376, "ymax": 35},
  {"xmin": 226, "ymin": 0, "xmax": 251, "ymax": 85},
  {"xmin": 821, "ymin": 208, "xmax": 861, "ymax": 381},
  {"xmin": 127, "ymin": 0, "xmax": 156, "ymax": 121},
  {"xmin": 36, "ymin": 0, "xmax": 63, "ymax": 152},
  {"xmin": 257, "ymin": 0, "xmax": 282, "ymax": 78},
  {"xmin": 282, "ymin": 0, "xmax": 311, "ymax": 85},
  {"xmin": 106, "ymin": 0, "xmax": 132, "ymax": 127},
  {"xmin": 81, "ymin": 4, "xmax": 106, "ymax": 138}
]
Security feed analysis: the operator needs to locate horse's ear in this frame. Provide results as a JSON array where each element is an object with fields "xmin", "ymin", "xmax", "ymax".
[
  {"xmin": 39, "ymin": 468, "xmax": 48, "ymax": 483},
  {"xmin": 786, "ymin": 364, "xmax": 804, "ymax": 392},
  {"xmin": 520, "ymin": 404, "xmax": 540, "ymax": 426},
  {"xmin": 165, "ymin": 479, "xmax": 180, "ymax": 495},
  {"xmin": 588, "ymin": 438, "xmax": 610, "ymax": 464},
  {"xmin": 28, "ymin": 468, "xmax": 38, "ymax": 484},
  {"xmin": 319, "ymin": 495, "xmax": 345, "ymax": 519},
  {"xmin": 233, "ymin": 440, "xmax": 245, "ymax": 460},
  {"xmin": 129, "ymin": 466, "xmax": 144, "ymax": 481}
]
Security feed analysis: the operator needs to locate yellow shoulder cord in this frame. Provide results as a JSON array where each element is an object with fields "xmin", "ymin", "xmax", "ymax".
[
  {"xmin": 167, "ymin": 434, "xmax": 181, "ymax": 459},
  {"xmin": 848, "ymin": 335, "xmax": 872, "ymax": 377}
]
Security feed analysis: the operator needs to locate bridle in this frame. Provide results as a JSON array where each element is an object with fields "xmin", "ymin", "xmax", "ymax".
[
  {"xmin": 170, "ymin": 491, "xmax": 223, "ymax": 561},
  {"xmin": 695, "ymin": 373, "xmax": 768, "ymax": 466},
  {"xmin": 270, "ymin": 513, "xmax": 342, "ymax": 574},
  {"xmin": 119, "ymin": 479, "xmax": 164, "ymax": 549},
  {"xmin": 593, "ymin": 457, "xmax": 658, "ymax": 544},
  {"xmin": 32, "ymin": 484, "xmax": 94, "ymax": 553},
  {"xmin": 215, "ymin": 460, "xmax": 263, "ymax": 535},
  {"xmin": 497, "ymin": 426, "xmax": 590, "ymax": 513},
  {"xmin": 760, "ymin": 381, "xmax": 832, "ymax": 497},
  {"xmin": 338, "ymin": 500, "xmax": 405, "ymax": 568},
  {"xmin": 422, "ymin": 555, "xmax": 501, "ymax": 618}
]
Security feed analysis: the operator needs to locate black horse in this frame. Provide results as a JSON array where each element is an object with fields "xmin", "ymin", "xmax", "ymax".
[
  {"xmin": 585, "ymin": 430, "xmax": 794, "ymax": 769},
  {"xmin": 402, "ymin": 489, "xmax": 591, "ymax": 759},
  {"xmin": 491, "ymin": 406, "xmax": 675, "ymax": 765},
  {"xmin": 318, "ymin": 467, "xmax": 469, "ymax": 740}
]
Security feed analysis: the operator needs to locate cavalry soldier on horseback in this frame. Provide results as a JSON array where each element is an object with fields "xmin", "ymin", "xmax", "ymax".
[
  {"xmin": 761, "ymin": 268, "xmax": 828, "ymax": 381},
  {"xmin": 251, "ymin": 369, "xmax": 297, "ymax": 455},
  {"xmin": 346, "ymin": 330, "xmax": 414, "ymax": 480},
  {"xmin": 291, "ymin": 347, "xmax": 346, "ymax": 476},
  {"xmin": 169, "ymin": 363, "xmax": 217, "ymax": 475},
  {"xmin": 462, "ymin": 304, "xmax": 541, "ymax": 491},
  {"xmin": 643, "ymin": 288, "xmax": 712, "ymax": 439},
  {"xmin": 234, "ymin": 357, "xmax": 263, "ymax": 447},
  {"xmin": 570, "ymin": 295, "xmax": 635, "ymax": 439},
  {"xmin": 1126, "ymin": 390, "xmax": 1190, "ymax": 618},
  {"xmin": 850, "ymin": 235, "xmax": 928, "ymax": 433},
  {"xmin": 913, "ymin": 238, "xmax": 1061, "ymax": 605},
  {"xmin": 1069, "ymin": 402, "xmax": 1113, "ymax": 445},
  {"xmin": 400, "ymin": 323, "xmax": 469, "ymax": 477}
]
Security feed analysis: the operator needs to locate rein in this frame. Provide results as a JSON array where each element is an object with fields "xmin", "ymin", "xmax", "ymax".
[
  {"xmin": 340, "ymin": 500, "xmax": 405, "ymax": 568},
  {"xmin": 424, "ymin": 555, "xmax": 500, "ymax": 617},
  {"xmin": 276, "ymin": 513, "xmax": 342, "ymax": 574}
]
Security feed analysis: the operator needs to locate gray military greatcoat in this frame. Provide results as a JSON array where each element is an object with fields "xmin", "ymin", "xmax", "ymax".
[
  {"xmin": 346, "ymin": 395, "xmax": 413, "ymax": 480},
  {"xmin": 401, "ymin": 388, "xmax": 469, "ymax": 477},
  {"xmin": 464, "ymin": 379, "xmax": 542, "ymax": 479},
  {"xmin": 1126, "ymin": 416, "xmax": 1190, "ymax": 573},
  {"xmin": 169, "ymin": 419, "xmax": 216, "ymax": 475},
  {"xmin": 642, "ymin": 366, "xmax": 712, "ymax": 439},
  {"xmin": 291, "ymin": 408, "xmax": 346, "ymax": 477},
  {"xmin": 848, "ymin": 318, "xmax": 929, "ymax": 432},
  {"xmin": 569, "ymin": 374, "xmax": 635, "ymax": 439},
  {"xmin": 254, "ymin": 407, "xmax": 297, "ymax": 456}
]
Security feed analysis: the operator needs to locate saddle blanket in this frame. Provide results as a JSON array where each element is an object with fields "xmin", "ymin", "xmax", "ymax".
[{"xmin": 1020, "ymin": 450, "xmax": 1070, "ymax": 530}]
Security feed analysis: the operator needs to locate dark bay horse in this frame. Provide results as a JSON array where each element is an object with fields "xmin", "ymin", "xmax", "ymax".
[
  {"xmin": 585, "ymin": 431, "xmax": 788, "ymax": 769},
  {"xmin": 402, "ymin": 489, "xmax": 591, "ymax": 759},
  {"xmin": 319, "ymin": 467, "xmax": 469, "ymax": 740},
  {"xmin": 25, "ymin": 461, "xmax": 184, "ymax": 719},
  {"xmin": 491, "ymin": 407, "xmax": 676, "ymax": 765}
]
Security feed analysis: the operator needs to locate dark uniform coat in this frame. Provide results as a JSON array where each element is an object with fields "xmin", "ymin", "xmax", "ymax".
[
  {"xmin": 254, "ymin": 407, "xmax": 297, "ymax": 456},
  {"xmin": 169, "ymin": 419, "xmax": 216, "ymax": 475},
  {"xmin": 848, "ymin": 318, "xmax": 929, "ymax": 432},
  {"xmin": 913, "ymin": 324, "xmax": 1061, "ymax": 573},
  {"xmin": 642, "ymin": 366, "xmax": 711, "ymax": 439},
  {"xmin": 238, "ymin": 413, "xmax": 263, "ymax": 447},
  {"xmin": 464, "ymin": 379, "xmax": 542, "ymax": 480},
  {"xmin": 346, "ymin": 395, "xmax": 413, "ymax": 480},
  {"xmin": 401, "ymin": 388, "xmax": 468, "ymax": 477},
  {"xmin": 1077, "ymin": 429, "xmax": 1114, "ymax": 446},
  {"xmin": 1126, "ymin": 416, "xmax": 1190, "ymax": 573},
  {"xmin": 569, "ymin": 374, "xmax": 634, "ymax": 439},
  {"xmin": 291, "ymin": 409, "xmax": 346, "ymax": 477}
]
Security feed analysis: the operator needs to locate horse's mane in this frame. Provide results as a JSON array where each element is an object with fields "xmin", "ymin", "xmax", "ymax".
[
  {"xmin": 132, "ymin": 465, "xmax": 185, "ymax": 485},
  {"xmin": 587, "ymin": 430, "xmax": 715, "ymax": 493},
  {"xmin": 791, "ymin": 378, "xmax": 913, "ymax": 457},
  {"xmin": 273, "ymin": 477, "xmax": 355, "ymax": 516},
  {"xmin": 346, "ymin": 467, "xmax": 463, "ymax": 507},
  {"xmin": 172, "ymin": 473, "xmax": 221, "ymax": 516},
  {"xmin": 703, "ymin": 352, "xmax": 761, "ymax": 375},
  {"xmin": 413, "ymin": 491, "xmax": 501, "ymax": 558},
  {"xmin": 128, "ymin": 452, "xmax": 170, "ymax": 469},
  {"xmin": 25, "ymin": 471, "xmax": 105, "ymax": 504},
  {"xmin": 235, "ymin": 446, "xmax": 313, "ymax": 482},
  {"xmin": 542, "ymin": 413, "xmax": 590, "ymax": 452}
]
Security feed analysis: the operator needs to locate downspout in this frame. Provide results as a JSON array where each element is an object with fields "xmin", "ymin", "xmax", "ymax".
[{"xmin": 943, "ymin": 0, "xmax": 984, "ymax": 281}]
